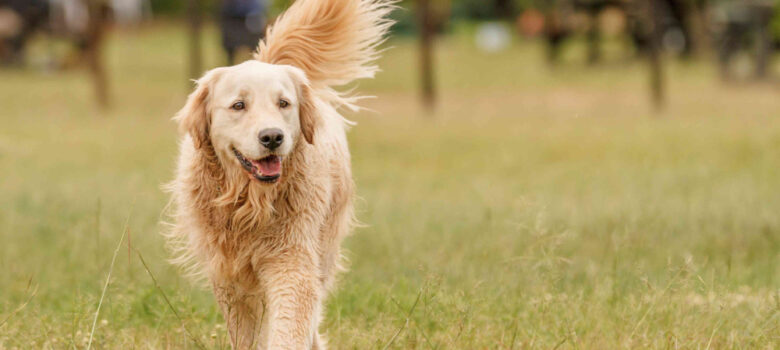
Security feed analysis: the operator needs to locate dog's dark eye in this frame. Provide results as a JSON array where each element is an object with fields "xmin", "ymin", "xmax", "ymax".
[
  {"xmin": 231, "ymin": 101, "xmax": 245, "ymax": 111},
  {"xmin": 279, "ymin": 99, "xmax": 290, "ymax": 109}
]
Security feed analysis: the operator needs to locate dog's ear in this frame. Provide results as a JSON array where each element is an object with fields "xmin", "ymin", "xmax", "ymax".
[
  {"xmin": 286, "ymin": 66, "xmax": 318, "ymax": 145},
  {"xmin": 299, "ymin": 84, "xmax": 317, "ymax": 145},
  {"xmin": 174, "ymin": 68, "xmax": 223, "ymax": 149}
]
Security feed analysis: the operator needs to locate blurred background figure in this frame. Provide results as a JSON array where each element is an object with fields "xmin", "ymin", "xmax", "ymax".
[
  {"xmin": 0, "ymin": 0, "xmax": 49, "ymax": 65},
  {"xmin": 219, "ymin": 0, "xmax": 266, "ymax": 65},
  {"xmin": 0, "ymin": 0, "xmax": 149, "ymax": 68},
  {"xmin": 1, "ymin": 0, "xmax": 778, "ymax": 110},
  {"xmin": 714, "ymin": 0, "xmax": 777, "ymax": 80},
  {"xmin": 540, "ymin": 0, "xmax": 696, "ymax": 65},
  {"xmin": 110, "ymin": 0, "xmax": 152, "ymax": 26}
]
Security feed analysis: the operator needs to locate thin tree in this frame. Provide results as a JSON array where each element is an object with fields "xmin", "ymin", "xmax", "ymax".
[
  {"xmin": 84, "ymin": 0, "xmax": 110, "ymax": 109},
  {"xmin": 754, "ymin": 3, "xmax": 773, "ymax": 80},
  {"xmin": 682, "ymin": 0, "xmax": 711, "ymax": 57},
  {"xmin": 188, "ymin": 0, "xmax": 204, "ymax": 81},
  {"xmin": 647, "ymin": 0, "xmax": 665, "ymax": 110},
  {"xmin": 418, "ymin": 0, "xmax": 436, "ymax": 110}
]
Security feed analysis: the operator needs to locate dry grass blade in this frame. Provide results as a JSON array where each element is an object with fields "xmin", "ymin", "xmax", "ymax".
[
  {"xmin": 627, "ymin": 266, "xmax": 686, "ymax": 343},
  {"xmin": 382, "ymin": 288, "xmax": 423, "ymax": 350},
  {"xmin": 704, "ymin": 319, "xmax": 724, "ymax": 350},
  {"xmin": 132, "ymin": 246, "xmax": 207, "ymax": 350},
  {"xmin": 86, "ymin": 203, "xmax": 134, "ymax": 350},
  {"xmin": 0, "ymin": 278, "xmax": 38, "ymax": 329}
]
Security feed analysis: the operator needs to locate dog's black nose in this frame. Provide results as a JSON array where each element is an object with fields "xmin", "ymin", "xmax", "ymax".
[{"xmin": 259, "ymin": 128, "xmax": 284, "ymax": 150}]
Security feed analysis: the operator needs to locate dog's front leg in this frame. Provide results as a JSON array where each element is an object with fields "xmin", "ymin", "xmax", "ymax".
[
  {"xmin": 260, "ymin": 251, "xmax": 321, "ymax": 350},
  {"xmin": 213, "ymin": 281, "xmax": 262, "ymax": 350}
]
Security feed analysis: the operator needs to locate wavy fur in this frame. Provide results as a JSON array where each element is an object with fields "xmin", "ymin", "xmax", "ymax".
[{"xmin": 255, "ymin": 0, "xmax": 396, "ymax": 110}]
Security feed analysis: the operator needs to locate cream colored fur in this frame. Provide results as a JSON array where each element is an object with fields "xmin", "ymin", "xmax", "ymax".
[{"xmin": 165, "ymin": 0, "xmax": 395, "ymax": 349}]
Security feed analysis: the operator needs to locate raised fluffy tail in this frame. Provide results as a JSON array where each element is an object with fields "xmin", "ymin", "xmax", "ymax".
[{"xmin": 255, "ymin": 0, "xmax": 396, "ymax": 109}]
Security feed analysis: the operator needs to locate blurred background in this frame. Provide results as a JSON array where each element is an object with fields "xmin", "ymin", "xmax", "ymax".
[
  {"xmin": 0, "ymin": 0, "xmax": 778, "ymax": 348},
  {"xmin": 3, "ymin": 0, "xmax": 780, "ymax": 107}
]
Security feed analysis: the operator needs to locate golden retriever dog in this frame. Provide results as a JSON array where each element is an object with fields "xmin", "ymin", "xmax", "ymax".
[{"xmin": 164, "ymin": 0, "xmax": 395, "ymax": 349}]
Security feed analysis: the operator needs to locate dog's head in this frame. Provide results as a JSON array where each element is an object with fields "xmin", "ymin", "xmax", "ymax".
[{"xmin": 175, "ymin": 61, "xmax": 317, "ymax": 184}]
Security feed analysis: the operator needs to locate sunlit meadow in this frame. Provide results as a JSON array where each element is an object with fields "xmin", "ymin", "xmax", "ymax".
[{"xmin": 0, "ymin": 23, "xmax": 778, "ymax": 349}]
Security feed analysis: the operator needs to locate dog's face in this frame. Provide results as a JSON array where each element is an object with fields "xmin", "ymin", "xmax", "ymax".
[{"xmin": 176, "ymin": 61, "xmax": 317, "ymax": 184}]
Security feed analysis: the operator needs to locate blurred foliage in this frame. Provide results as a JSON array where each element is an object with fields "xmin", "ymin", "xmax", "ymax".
[
  {"xmin": 774, "ymin": 5, "xmax": 780, "ymax": 38},
  {"xmin": 151, "ymin": 0, "xmax": 780, "ymax": 39},
  {"xmin": 152, "ymin": 0, "xmax": 535, "ymax": 19},
  {"xmin": 151, "ymin": 0, "xmax": 293, "ymax": 17},
  {"xmin": 450, "ymin": 0, "xmax": 532, "ymax": 20},
  {"xmin": 376, "ymin": 0, "xmax": 536, "ymax": 35}
]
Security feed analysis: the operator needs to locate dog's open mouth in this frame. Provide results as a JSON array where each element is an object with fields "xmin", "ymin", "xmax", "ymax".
[{"xmin": 232, "ymin": 148, "xmax": 283, "ymax": 183}]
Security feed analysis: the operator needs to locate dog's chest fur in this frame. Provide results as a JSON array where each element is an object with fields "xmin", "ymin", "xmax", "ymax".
[{"xmin": 185, "ymin": 141, "xmax": 335, "ymax": 286}]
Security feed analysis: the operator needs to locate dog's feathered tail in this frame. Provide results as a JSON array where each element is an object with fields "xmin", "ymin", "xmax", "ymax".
[{"xmin": 255, "ymin": 0, "xmax": 396, "ymax": 111}]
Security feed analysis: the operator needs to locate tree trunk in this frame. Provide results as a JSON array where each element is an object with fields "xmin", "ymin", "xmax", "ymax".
[
  {"xmin": 84, "ymin": 0, "xmax": 110, "ymax": 109},
  {"xmin": 754, "ymin": 5, "xmax": 772, "ymax": 80},
  {"xmin": 586, "ymin": 14, "xmax": 601, "ymax": 65},
  {"xmin": 684, "ymin": 0, "xmax": 711, "ymax": 57},
  {"xmin": 495, "ymin": 0, "xmax": 514, "ymax": 19},
  {"xmin": 647, "ymin": 0, "xmax": 665, "ymax": 110},
  {"xmin": 187, "ymin": 0, "xmax": 203, "ymax": 81},
  {"xmin": 418, "ymin": 0, "xmax": 436, "ymax": 110}
]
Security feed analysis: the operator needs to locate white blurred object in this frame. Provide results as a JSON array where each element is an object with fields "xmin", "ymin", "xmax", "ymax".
[
  {"xmin": 475, "ymin": 22, "xmax": 511, "ymax": 53},
  {"xmin": 50, "ymin": 0, "xmax": 151, "ymax": 31},
  {"xmin": 111, "ymin": 0, "xmax": 152, "ymax": 25},
  {"xmin": 48, "ymin": 0, "xmax": 88, "ymax": 34}
]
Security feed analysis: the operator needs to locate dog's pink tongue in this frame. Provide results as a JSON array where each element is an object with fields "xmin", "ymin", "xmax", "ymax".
[{"xmin": 256, "ymin": 156, "xmax": 282, "ymax": 176}]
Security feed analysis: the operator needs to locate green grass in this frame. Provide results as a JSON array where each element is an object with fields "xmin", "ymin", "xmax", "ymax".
[{"xmin": 1, "ymin": 22, "xmax": 779, "ymax": 349}]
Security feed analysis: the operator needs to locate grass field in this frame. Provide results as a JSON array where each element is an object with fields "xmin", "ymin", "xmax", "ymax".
[{"xmin": 0, "ymin": 23, "xmax": 779, "ymax": 349}]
